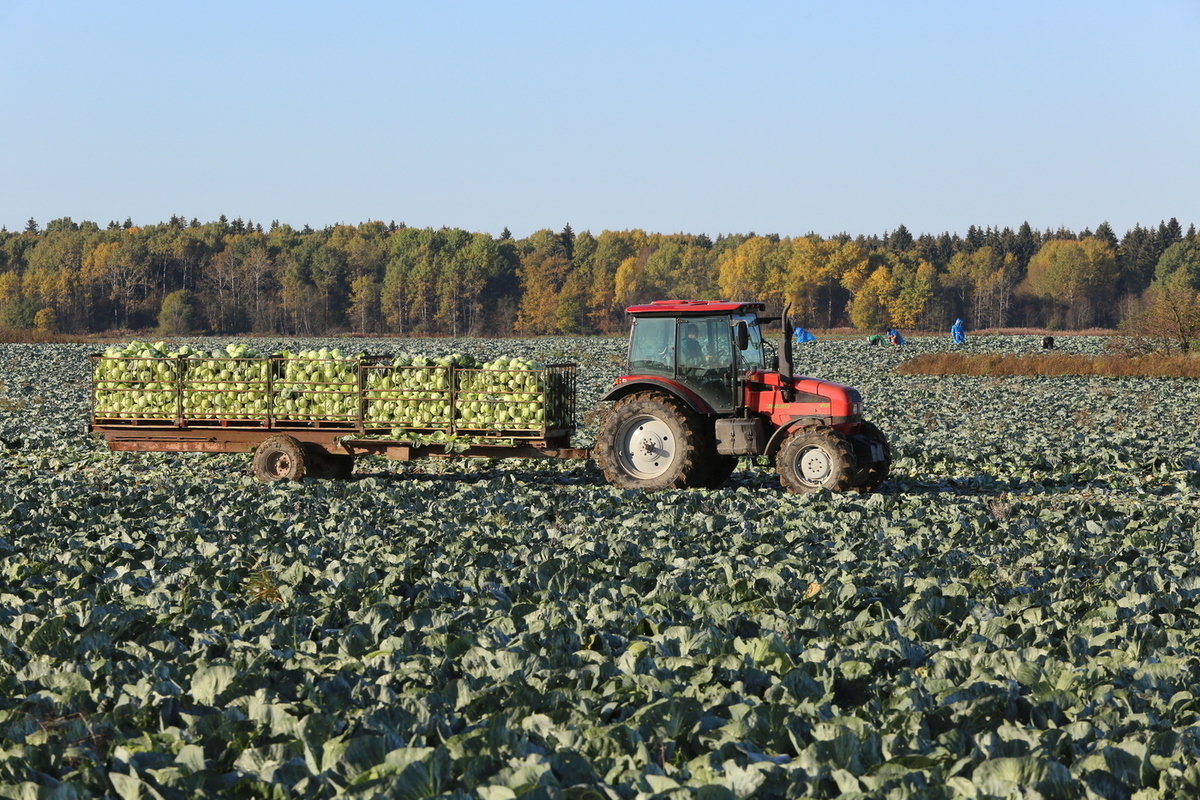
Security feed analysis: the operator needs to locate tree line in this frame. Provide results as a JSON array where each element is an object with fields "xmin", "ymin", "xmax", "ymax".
[{"xmin": 1, "ymin": 214, "xmax": 1197, "ymax": 338}]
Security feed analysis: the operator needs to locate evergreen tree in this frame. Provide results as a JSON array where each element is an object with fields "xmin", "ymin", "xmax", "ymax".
[
  {"xmin": 964, "ymin": 225, "xmax": 984, "ymax": 252},
  {"xmin": 560, "ymin": 223, "xmax": 575, "ymax": 261},
  {"xmin": 886, "ymin": 224, "xmax": 913, "ymax": 252},
  {"xmin": 24, "ymin": 218, "xmax": 39, "ymax": 234},
  {"xmin": 1158, "ymin": 218, "xmax": 1184, "ymax": 252},
  {"xmin": 1094, "ymin": 221, "xmax": 1119, "ymax": 250},
  {"xmin": 1013, "ymin": 222, "xmax": 1038, "ymax": 270},
  {"xmin": 1117, "ymin": 224, "xmax": 1158, "ymax": 295}
]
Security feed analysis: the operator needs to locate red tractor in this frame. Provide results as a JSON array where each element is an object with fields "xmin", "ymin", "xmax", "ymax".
[{"xmin": 594, "ymin": 300, "xmax": 890, "ymax": 493}]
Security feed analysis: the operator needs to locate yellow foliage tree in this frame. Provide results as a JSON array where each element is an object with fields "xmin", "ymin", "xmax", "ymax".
[
  {"xmin": 717, "ymin": 237, "xmax": 781, "ymax": 302},
  {"xmin": 1025, "ymin": 237, "xmax": 1117, "ymax": 328}
]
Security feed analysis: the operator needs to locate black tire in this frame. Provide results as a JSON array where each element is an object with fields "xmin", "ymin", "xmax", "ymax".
[
  {"xmin": 852, "ymin": 421, "xmax": 891, "ymax": 493},
  {"xmin": 253, "ymin": 435, "xmax": 308, "ymax": 482},
  {"xmin": 595, "ymin": 393, "xmax": 706, "ymax": 490},
  {"xmin": 777, "ymin": 426, "xmax": 856, "ymax": 493}
]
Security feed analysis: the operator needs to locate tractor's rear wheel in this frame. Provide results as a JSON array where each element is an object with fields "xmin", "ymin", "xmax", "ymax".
[
  {"xmin": 253, "ymin": 435, "xmax": 308, "ymax": 482},
  {"xmin": 777, "ymin": 426, "xmax": 856, "ymax": 493},
  {"xmin": 595, "ymin": 393, "xmax": 706, "ymax": 490},
  {"xmin": 852, "ymin": 421, "xmax": 891, "ymax": 493}
]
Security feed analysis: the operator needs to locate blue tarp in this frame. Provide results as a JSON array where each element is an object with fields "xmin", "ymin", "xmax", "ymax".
[
  {"xmin": 793, "ymin": 327, "xmax": 817, "ymax": 343},
  {"xmin": 951, "ymin": 318, "xmax": 966, "ymax": 344}
]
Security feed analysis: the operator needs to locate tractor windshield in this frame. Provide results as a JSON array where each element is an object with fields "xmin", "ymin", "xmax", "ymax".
[{"xmin": 735, "ymin": 313, "xmax": 767, "ymax": 371}]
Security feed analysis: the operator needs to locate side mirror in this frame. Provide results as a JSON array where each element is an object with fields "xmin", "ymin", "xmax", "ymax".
[{"xmin": 734, "ymin": 321, "xmax": 750, "ymax": 352}]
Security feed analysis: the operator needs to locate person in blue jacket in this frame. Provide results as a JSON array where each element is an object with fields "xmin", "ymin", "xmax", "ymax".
[
  {"xmin": 793, "ymin": 326, "xmax": 817, "ymax": 344},
  {"xmin": 951, "ymin": 318, "xmax": 966, "ymax": 344},
  {"xmin": 886, "ymin": 328, "xmax": 905, "ymax": 345}
]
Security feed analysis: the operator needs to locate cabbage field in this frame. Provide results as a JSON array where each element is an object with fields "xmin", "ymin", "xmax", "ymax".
[{"xmin": 3, "ymin": 334, "xmax": 1200, "ymax": 799}]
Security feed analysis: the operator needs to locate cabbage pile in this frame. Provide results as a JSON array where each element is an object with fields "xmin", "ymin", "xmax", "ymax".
[
  {"xmin": 273, "ymin": 348, "xmax": 360, "ymax": 422},
  {"xmin": 363, "ymin": 353, "xmax": 474, "ymax": 429},
  {"xmin": 457, "ymin": 356, "xmax": 561, "ymax": 430},
  {"xmin": 93, "ymin": 346, "xmax": 571, "ymax": 434},
  {"xmin": 181, "ymin": 343, "xmax": 267, "ymax": 419},
  {"xmin": 93, "ymin": 341, "xmax": 179, "ymax": 419}
]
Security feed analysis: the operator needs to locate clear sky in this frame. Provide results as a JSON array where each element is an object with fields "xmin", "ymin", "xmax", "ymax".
[{"xmin": 2, "ymin": 0, "xmax": 1197, "ymax": 241}]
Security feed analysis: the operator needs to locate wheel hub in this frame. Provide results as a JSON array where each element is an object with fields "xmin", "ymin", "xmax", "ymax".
[
  {"xmin": 617, "ymin": 416, "xmax": 675, "ymax": 478},
  {"xmin": 798, "ymin": 447, "xmax": 832, "ymax": 482}
]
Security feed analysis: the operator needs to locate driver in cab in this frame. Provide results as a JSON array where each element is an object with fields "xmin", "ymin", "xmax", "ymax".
[{"xmin": 680, "ymin": 323, "xmax": 706, "ymax": 366}]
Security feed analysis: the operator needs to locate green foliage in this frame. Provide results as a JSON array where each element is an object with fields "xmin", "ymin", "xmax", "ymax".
[
  {"xmin": 5, "ymin": 335, "xmax": 1200, "ymax": 797},
  {"xmin": 1154, "ymin": 240, "xmax": 1200, "ymax": 292},
  {"xmin": 158, "ymin": 289, "xmax": 200, "ymax": 335}
]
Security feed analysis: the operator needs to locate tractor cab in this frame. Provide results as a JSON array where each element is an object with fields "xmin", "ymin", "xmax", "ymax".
[{"xmin": 623, "ymin": 300, "xmax": 768, "ymax": 412}]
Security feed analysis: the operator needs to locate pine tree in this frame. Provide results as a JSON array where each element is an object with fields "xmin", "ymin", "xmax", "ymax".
[
  {"xmin": 965, "ymin": 225, "xmax": 984, "ymax": 253},
  {"xmin": 886, "ymin": 224, "xmax": 913, "ymax": 252},
  {"xmin": 1094, "ymin": 221, "xmax": 1118, "ymax": 249},
  {"xmin": 560, "ymin": 223, "xmax": 575, "ymax": 261}
]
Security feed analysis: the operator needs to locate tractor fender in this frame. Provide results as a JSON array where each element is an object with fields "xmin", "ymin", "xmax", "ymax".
[
  {"xmin": 764, "ymin": 417, "xmax": 830, "ymax": 457},
  {"xmin": 600, "ymin": 377, "xmax": 715, "ymax": 416}
]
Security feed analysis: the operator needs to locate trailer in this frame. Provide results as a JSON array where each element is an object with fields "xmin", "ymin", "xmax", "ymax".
[{"xmin": 89, "ymin": 351, "xmax": 585, "ymax": 481}]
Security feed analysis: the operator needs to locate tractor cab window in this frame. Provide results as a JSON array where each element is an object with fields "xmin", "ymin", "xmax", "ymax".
[
  {"xmin": 677, "ymin": 316, "xmax": 736, "ymax": 411},
  {"xmin": 734, "ymin": 313, "xmax": 766, "ymax": 371},
  {"xmin": 627, "ymin": 317, "xmax": 675, "ymax": 376}
]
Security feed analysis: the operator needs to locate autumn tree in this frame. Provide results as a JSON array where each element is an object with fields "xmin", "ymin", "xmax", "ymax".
[
  {"xmin": 1023, "ymin": 237, "xmax": 1118, "ymax": 328},
  {"xmin": 515, "ymin": 230, "xmax": 574, "ymax": 334},
  {"xmin": 848, "ymin": 266, "xmax": 892, "ymax": 331},
  {"xmin": 1120, "ymin": 267, "xmax": 1200, "ymax": 353}
]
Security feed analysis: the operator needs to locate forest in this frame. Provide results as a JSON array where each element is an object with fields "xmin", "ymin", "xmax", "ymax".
[{"xmin": 1, "ymin": 215, "xmax": 1197, "ymax": 338}]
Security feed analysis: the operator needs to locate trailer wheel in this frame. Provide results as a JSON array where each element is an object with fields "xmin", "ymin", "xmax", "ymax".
[
  {"xmin": 253, "ymin": 435, "xmax": 308, "ymax": 482},
  {"xmin": 777, "ymin": 426, "xmax": 856, "ymax": 493},
  {"xmin": 595, "ymin": 393, "xmax": 705, "ymax": 490},
  {"xmin": 852, "ymin": 421, "xmax": 891, "ymax": 493}
]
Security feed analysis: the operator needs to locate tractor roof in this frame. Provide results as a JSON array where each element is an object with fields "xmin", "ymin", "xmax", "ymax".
[{"xmin": 625, "ymin": 300, "xmax": 767, "ymax": 317}]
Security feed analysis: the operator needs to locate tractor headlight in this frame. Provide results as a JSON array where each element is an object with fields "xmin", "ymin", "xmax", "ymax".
[{"xmin": 852, "ymin": 402, "xmax": 862, "ymax": 416}]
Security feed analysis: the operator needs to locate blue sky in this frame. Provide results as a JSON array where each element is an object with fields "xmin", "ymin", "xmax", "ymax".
[{"xmin": 1, "ymin": 0, "xmax": 1197, "ymax": 240}]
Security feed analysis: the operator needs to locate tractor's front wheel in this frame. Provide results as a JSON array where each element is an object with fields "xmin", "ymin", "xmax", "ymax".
[
  {"xmin": 595, "ymin": 393, "xmax": 706, "ymax": 490},
  {"xmin": 777, "ymin": 426, "xmax": 857, "ymax": 493}
]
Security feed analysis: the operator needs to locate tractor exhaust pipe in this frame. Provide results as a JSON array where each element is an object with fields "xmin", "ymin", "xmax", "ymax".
[
  {"xmin": 780, "ymin": 304, "xmax": 796, "ymax": 402},
  {"xmin": 780, "ymin": 303, "xmax": 794, "ymax": 381}
]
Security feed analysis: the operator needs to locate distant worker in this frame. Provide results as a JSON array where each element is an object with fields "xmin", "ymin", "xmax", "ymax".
[
  {"xmin": 793, "ymin": 326, "xmax": 817, "ymax": 344},
  {"xmin": 1042, "ymin": 336, "xmax": 1055, "ymax": 349},
  {"xmin": 886, "ymin": 328, "xmax": 905, "ymax": 346},
  {"xmin": 951, "ymin": 318, "xmax": 966, "ymax": 344},
  {"xmin": 867, "ymin": 334, "xmax": 884, "ymax": 346}
]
